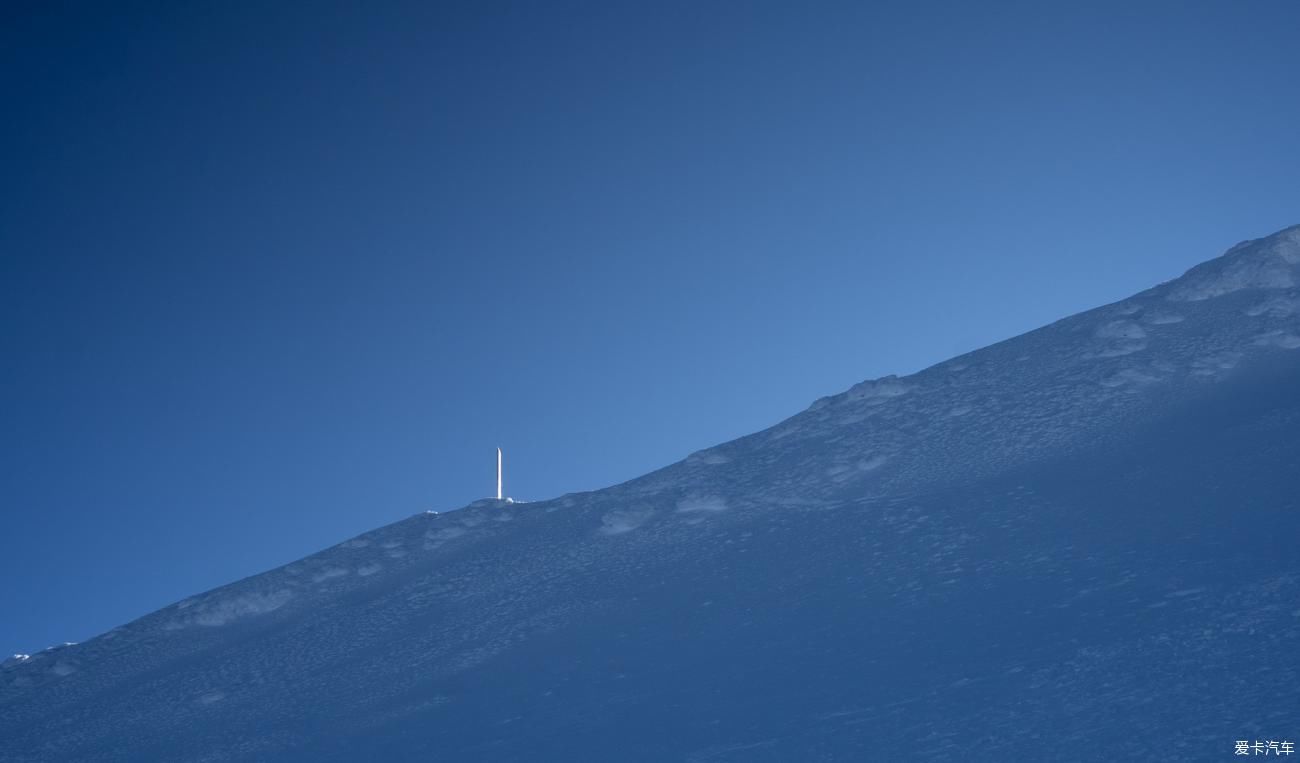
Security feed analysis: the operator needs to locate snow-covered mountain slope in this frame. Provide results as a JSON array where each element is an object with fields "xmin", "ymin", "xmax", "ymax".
[{"xmin": 3, "ymin": 226, "xmax": 1300, "ymax": 762}]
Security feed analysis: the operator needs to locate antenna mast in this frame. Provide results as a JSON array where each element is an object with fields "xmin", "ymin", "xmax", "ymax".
[{"xmin": 496, "ymin": 447, "xmax": 503, "ymax": 501}]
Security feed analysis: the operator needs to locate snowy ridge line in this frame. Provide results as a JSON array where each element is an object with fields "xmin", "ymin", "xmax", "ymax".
[
  {"xmin": 1, "ymin": 225, "xmax": 1298, "ymax": 761},
  {"xmin": 13, "ymin": 226, "xmax": 1297, "ymax": 681}
]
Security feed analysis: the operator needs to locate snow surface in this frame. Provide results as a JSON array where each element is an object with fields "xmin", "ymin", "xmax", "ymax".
[{"xmin": 3, "ymin": 226, "xmax": 1300, "ymax": 761}]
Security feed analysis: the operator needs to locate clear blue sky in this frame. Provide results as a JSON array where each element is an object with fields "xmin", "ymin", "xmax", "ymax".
[{"xmin": 2, "ymin": 1, "xmax": 1298, "ymax": 655}]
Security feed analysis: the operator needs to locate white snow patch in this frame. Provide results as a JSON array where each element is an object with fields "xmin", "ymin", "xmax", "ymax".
[
  {"xmin": 1168, "ymin": 229, "xmax": 1300, "ymax": 300},
  {"xmin": 164, "ymin": 590, "xmax": 293, "ymax": 629},
  {"xmin": 312, "ymin": 567, "xmax": 350, "ymax": 583},
  {"xmin": 1092, "ymin": 320, "xmax": 1148, "ymax": 357},
  {"xmin": 767, "ymin": 423, "xmax": 799, "ymax": 440},
  {"xmin": 424, "ymin": 525, "xmax": 471, "ymax": 550},
  {"xmin": 427, "ymin": 527, "xmax": 467, "ymax": 542},
  {"xmin": 186, "ymin": 590, "xmax": 293, "ymax": 627},
  {"xmin": 1191, "ymin": 352, "xmax": 1242, "ymax": 376},
  {"xmin": 676, "ymin": 496, "xmax": 728, "ymax": 514},
  {"xmin": 3, "ymin": 654, "xmax": 30, "ymax": 668},
  {"xmin": 599, "ymin": 508, "xmax": 654, "ymax": 535},
  {"xmin": 1100, "ymin": 368, "xmax": 1161, "ymax": 388},
  {"xmin": 1245, "ymin": 295, "xmax": 1300, "ymax": 318},
  {"xmin": 844, "ymin": 376, "xmax": 911, "ymax": 405},
  {"xmin": 1097, "ymin": 320, "xmax": 1146, "ymax": 339},
  {"xmin": 1253, "ymin": 330, "xmax": 1300, "ymax": 349},
  {"xmin": 1144, "ymin": 311, "xmax": 1184, "ymax": 325},
  {"xmin": 828, "ymin": 456, "xmax": 888, "ymax": 482}
]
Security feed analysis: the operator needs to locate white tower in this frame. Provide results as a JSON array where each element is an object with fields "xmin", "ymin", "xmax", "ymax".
[{"xmin": 496, "ymin": 447, "xmax": 503, "ymax": 501}]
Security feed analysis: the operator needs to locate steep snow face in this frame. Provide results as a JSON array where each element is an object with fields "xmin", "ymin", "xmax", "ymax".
[{"xmin": 3, "ymin": 227, "xmax": 1300, "ymax": 762}]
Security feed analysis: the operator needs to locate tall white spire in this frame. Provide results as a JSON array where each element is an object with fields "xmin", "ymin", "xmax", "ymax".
[{"xmin": 496, "ymin": 447, "xmax": 503, "ymax": 501}]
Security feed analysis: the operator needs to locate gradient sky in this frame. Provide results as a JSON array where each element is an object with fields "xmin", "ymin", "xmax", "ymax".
[{"xmin": 3, "ymin": 1, "xmax": 1299, "ymax": 655}]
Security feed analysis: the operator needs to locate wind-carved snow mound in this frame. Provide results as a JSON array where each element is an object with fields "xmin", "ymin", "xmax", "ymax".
[
  {"xmin": 599, "ymin": 508, "xmax": 654, "ymax": 535},
  {"xmin": 1253, "ymin": 330, "xmax": 1300, "ymax": 350},
  {"xmin": 426, "ymin": 527, "xmax": 466, "ymax": 542},
  {"xmin": 843, "ymin": 376, "xmax": 910, "ymax": 405},
  {"xmin": 1144, "ymin": 311, "xmax": 1184, "ymax": 325},
  {"xmin": 423, "ymin": 524, "xmax": 470, "ymax": 550},
  {"xmin": 1191, "ymin": 351, "xmax": 1243, "ymax": 377},
  {"xmin": 827, "ymin": 455, "xmax": 889, "ymax": 483},
  {"xmin": 1167, "ymin": 226, "xmax": 1300, "ymax": 301},
  {"xmin": 1091, "ymin": 320, "xmax": 1148, "ymax": 357},
  {"xmin": 1246, "ymin": 295, "xmax": 1300, "ymax": 318},
  {"xmin": 810, "ymin": 375, "xmax": 911, "ymax": 411},
  {"xmin": 687, "ymin": 450, "xmax": 731, "ymax": 465},
  {"xmin": 312, "ymin": 567, "xmax": 350, "ymax": 583},
  {"xmin": 165, "ymin": 590, "xmax": 293, "ymax": 629},
  {"xmin": 676, "ymin": 496, "xmax": 728, "ymax": 514}
]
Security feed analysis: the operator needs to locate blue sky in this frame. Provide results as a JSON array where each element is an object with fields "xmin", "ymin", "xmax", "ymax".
[{"xmin": 2, "ymin": 0, "xmax": 1298, "ymax": 655}]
